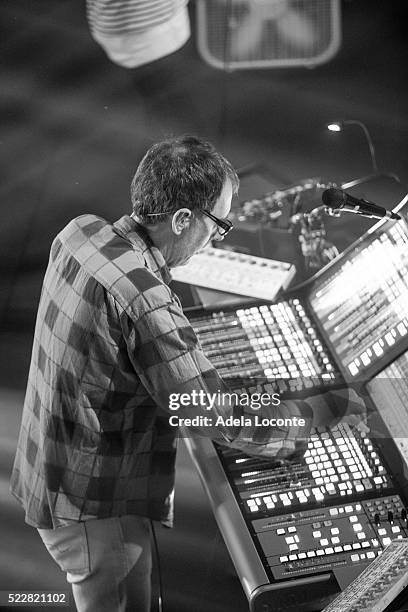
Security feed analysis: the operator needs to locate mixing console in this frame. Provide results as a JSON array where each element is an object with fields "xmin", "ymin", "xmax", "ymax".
[
  {"xmin": 185, "ymin": 208, "xmax": 408, "ymax": 611},
  {"xmin": 215, "ymin": 423, "xmax": 408, "ymax": 583},
  {"xmin": 191, "ymin": 299, "xmax": 339, "ymax": 387}
]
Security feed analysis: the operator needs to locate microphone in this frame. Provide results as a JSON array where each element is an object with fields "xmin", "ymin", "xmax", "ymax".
[{"xmin": 322, "ymin": 188, "xmax": 401, "ymax": 220}]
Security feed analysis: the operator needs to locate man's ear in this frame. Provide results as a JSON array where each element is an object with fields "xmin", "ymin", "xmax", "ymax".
[{"xmin": 171, "ymin": 208, "xmax": 192, "ymax": 235}]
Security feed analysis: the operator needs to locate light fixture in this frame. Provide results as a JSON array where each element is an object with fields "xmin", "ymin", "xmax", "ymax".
[{"xmin": 327, "ymin": 119, "xmax": 378, "ymax": 173}]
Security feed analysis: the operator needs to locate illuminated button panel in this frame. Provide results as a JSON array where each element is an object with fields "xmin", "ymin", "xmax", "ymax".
[
  {"xmin": 190, "ymin": 300, "xmax": 339, "ymax": 385},
  {"xmin": 223, "ymin": 423, "xmax": 390, "ymax": 518},
  {"xmin": 251, "ymin": 496, "xmax": 408, "ymax": 580}
]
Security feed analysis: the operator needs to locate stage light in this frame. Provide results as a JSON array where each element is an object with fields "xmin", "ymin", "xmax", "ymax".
[
  {"xmin": 327, "ymin": 123, "xmax": 341, "ymax": 132},
  {"xmin": 326, "ymin": 119, "xmax": 378, "ymax": 173}
]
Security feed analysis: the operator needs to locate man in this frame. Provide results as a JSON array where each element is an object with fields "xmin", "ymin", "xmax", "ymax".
[{"xmin": 10, "ymin": 135, "xmax": 366, "ymax": 612}]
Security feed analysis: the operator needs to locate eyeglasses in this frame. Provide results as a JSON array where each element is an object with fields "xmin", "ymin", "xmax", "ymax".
[
  {"xmin": 201, "ymin": 210, "xmax": 234, "ymax": 237},
  {"xmin": 144, "ymin": 209, "xmax": 234, "ymax": 237}
]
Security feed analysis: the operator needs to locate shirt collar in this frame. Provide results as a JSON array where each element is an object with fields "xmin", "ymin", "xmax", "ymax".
[{"xmin": 112, "ymin": 215, "xmax": 172, "ymax": 285}]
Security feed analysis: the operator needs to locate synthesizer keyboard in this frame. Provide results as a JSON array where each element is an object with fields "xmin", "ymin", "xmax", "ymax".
[{"xmin": 171, "ymin": 247, "xmax": 296, "ymax": 300}]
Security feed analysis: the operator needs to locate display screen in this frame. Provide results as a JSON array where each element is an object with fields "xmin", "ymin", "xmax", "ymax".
[{"xmin": 309, "ymin": 218, "xmax": 408, "ymax": 378}]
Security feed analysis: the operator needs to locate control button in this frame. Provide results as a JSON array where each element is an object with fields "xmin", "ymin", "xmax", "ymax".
[
  {"xmin": 289, "ymin": 554, "xmax": 297, "ymax": 561},
  {"xmin": 280, "ymin": 555, "xmax": 289, "ymax": 563},
  {"xmin": 351, "ymin": 554, "xmax": 360, "ymax": 562},
  {"xmin": 320, "ymin": 538, "xmax": 329, "ymax": 547},
  {"xmin": 313, "ymin": 531, "xmax": 322, "ymax": 539},
  {"xmin": 277, "ymin": 528, "xmax": 285, "ymax": 535},
  {"xmin": 288, "ymin": 526, "xmax": 297, "ymax": 533}
]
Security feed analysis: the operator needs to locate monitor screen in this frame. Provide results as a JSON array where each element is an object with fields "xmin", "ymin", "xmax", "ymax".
[{"xmin": 309, "ymin": 215, "xmax": 408, "ymax": 379}]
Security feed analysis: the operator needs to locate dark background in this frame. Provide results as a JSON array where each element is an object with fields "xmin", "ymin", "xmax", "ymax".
[{"xmin": 0, "ymin": 1, "xmax": 407, "ymax": 610}]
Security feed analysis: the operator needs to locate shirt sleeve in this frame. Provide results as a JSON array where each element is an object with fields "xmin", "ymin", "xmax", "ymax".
[{"xmin": 119, "ymin": 292, "xmax": 313, "ymax": 460}]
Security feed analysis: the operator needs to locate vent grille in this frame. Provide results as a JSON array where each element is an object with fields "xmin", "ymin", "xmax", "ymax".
[{"xmin": 196, "ymin": 0, "xmax": 341, "ymax": 70}]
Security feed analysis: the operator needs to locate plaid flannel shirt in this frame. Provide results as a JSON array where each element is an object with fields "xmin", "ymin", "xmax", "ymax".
[{"xmin": 11, "ymin": 214, "xmax": 356, "ymax": 529}]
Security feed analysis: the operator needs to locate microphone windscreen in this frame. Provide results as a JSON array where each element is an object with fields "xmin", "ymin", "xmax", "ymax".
[{"xmin": 322, "ymin": 188, "xmax": 344, "ymax": 207}]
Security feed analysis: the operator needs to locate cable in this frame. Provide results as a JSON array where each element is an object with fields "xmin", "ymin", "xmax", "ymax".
[
  {"xmin": 150, "ymin": 519, "xmax": 164, "ymax": 612},
  {"xmin": 217, "ymin": 0, "xmax": 233, "ymax": 146},
  {"xmin": 258, "ymin": 227, "xmax": 266, "ymax": 257}
]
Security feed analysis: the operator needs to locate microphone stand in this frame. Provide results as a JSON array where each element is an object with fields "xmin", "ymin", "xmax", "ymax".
[{"xmin": 290, "ymin": 205, "xmax": 340, "ymax": 273}]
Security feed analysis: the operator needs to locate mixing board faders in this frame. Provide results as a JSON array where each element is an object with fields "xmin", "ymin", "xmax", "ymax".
[
  {"xmin": 225, "ymin": 423, "xmax": 390, "ymax": 519},
  {"xmin": 216, "ymin": 422, "xmax": 408, "ymax": 583},
  {"xmin": 191, "ymin": 299, "xmax": 339, "ymax": 387}
]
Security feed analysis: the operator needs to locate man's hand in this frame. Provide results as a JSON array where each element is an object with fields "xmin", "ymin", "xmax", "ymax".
[{"xmin": 309, "ymin": 387, "xmax": 368, "ymax": 432}]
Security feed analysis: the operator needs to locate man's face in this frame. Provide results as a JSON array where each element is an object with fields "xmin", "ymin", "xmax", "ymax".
[{"xmin": 169, "ymin": 178, "xmax": 233, "ymax": 268}]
